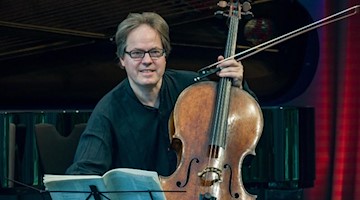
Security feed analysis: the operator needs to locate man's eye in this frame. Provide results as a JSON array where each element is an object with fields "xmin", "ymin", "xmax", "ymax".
[{"xmin": 150, "ymin": 50, "xmax": 161, "ymax": 55}]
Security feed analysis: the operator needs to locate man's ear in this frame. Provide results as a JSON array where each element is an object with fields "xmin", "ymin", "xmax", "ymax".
[{"xmin": 119, "ymin": 58, "xmax": 125, "ymax": 69}]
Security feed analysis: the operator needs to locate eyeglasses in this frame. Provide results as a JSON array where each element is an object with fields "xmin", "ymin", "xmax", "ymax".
[{"xmin": 124, "ymin": 49, "xmax": 165, "ymax": 59}]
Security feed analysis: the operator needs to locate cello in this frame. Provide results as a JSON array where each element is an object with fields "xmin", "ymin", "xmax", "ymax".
[
  {"xmin": 160, "ymin": 1, "xmax": 359, "ymax": 199},
  {"xmin": 160, "ymin": 1, "xmax": 263, "ymax": 199}
]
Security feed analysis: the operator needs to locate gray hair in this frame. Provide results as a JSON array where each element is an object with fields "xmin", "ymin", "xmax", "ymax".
[{"xmin": 115, "ymin": 12, "xmax": 171, "ymax": 58}]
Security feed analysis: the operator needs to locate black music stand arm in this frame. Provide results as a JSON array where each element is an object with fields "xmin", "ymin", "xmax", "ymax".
[
  {"xmin": 86, "ymin": 185, "xmax": 110, "ymax": 200},
  {"xmin": 148, "ymin": 190, "xmax": 154, "ymax": 200}
]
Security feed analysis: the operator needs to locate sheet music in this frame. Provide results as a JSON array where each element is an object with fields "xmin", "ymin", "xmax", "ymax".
[{"xmin": 43, "ymin": 168, "xmax": 166, "ymax": 200}]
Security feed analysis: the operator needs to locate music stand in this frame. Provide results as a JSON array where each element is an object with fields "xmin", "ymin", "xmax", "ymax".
[{"xmin": 5, "ymin": 177, "xmax": 185, "ymax": 200}]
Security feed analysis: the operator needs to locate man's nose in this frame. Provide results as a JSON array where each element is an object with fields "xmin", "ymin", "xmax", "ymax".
[{"xmin": 142, "ymin": 52, "xmax": 153, "ymax": 63}]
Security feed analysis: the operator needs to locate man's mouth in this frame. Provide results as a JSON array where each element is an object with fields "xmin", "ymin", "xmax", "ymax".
[{"xmin": 140, "ymin": 69, "xmax": 155, "ymax": 73}]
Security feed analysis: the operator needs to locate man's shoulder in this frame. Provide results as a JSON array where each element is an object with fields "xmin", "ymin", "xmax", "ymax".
[{"xmin": 94, "ymin": 79, "xmax": 130, "ymax": 109}]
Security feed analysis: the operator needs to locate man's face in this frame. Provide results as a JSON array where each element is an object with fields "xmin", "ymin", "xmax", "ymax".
[{"xmin": 120, "ymin": 24, "xmax": 166, "ymax": 90}]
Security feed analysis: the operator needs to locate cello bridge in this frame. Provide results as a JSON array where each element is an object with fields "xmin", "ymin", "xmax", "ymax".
[{"xmin": 198, "ymin": 167, "xmax": 222, "ymax": 186}]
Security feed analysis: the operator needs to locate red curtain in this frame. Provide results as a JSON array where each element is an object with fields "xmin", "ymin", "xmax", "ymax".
[
  {"xmin": 303, "ymin": 1, "xmax": 360, "ymax": 199},
  {"xmin": 331, "ymin": 1, "xmax": 360, "ymax": 198}
]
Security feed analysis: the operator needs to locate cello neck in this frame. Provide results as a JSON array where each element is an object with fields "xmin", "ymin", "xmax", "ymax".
[{"xmin": 211, "ymin": 6, "xmax": 240, "ymax": 148}]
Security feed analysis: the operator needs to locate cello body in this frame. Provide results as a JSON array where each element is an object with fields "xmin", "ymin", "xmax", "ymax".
[
  {"xmin": 160, "ymin": 1, "xmax": 263, "ymax": 199},
  {"xmin": 160, "ymin": 81, "xmax": 263, "ymax": 199}
]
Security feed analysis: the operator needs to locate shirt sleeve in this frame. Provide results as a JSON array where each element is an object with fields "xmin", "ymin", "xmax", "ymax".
[{"xmin": 66, "ymin": 108, "xmax": 113, "ymax": 175}]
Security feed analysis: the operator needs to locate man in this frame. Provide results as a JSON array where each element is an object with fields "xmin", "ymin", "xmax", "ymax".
[{"xmin": 66, "ymin": 12, "xmax": 256, "ymax": 176}]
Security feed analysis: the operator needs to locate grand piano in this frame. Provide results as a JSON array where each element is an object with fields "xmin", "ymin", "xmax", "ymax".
[{"xmin": 243, "ymin": 106, "xmax": 315, "ymax": 199}]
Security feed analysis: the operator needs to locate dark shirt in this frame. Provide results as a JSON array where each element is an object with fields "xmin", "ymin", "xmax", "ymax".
[{"xmin": 66, "ymin": 69, "xmax": 256, "ymax": 176}]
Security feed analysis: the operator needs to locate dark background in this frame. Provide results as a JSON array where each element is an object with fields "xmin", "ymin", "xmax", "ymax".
[{"xmin": 0, "ymin": 0, "xmax": 319, "ymax": 110}]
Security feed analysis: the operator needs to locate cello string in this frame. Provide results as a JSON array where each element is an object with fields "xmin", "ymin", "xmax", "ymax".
[
  {"xmin": 196, "ymin": 5, "xmax": 359, "ymax": 75},
  {"xmin": 206, "ymin": 2, "xmax": 239, "ymax": 194}
]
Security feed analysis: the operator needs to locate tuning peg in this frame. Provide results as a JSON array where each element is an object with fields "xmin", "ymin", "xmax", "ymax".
[
  {"xmin": 217, "ymin": 1, "xmax": 228, "ymax": 8},
  {"xmin": 242, "ymin": 1, "xmax": 252, "ymax": 12},
  {"xmin": 215, "ymin": 0, "xmax": 253, "ymax": 19},
  {"xmin": 240, "ymin": 1, "xmax": 254, "ymax": 19}
]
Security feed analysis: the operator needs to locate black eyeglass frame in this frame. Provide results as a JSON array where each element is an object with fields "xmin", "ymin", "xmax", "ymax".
[{"xmin": 124, "ymin": 49, "xmax": 166, "ymax": 59}]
